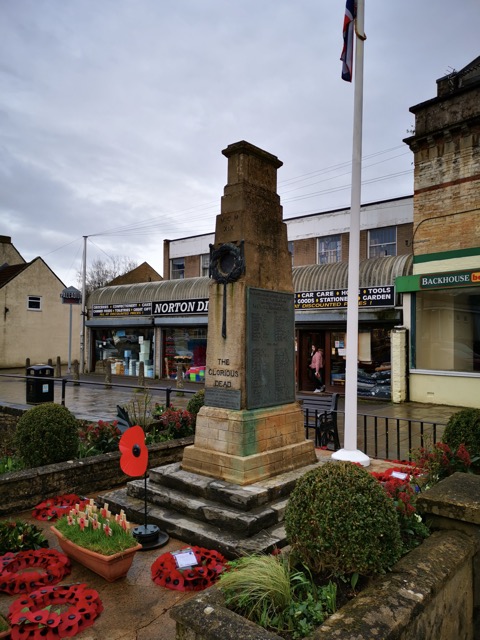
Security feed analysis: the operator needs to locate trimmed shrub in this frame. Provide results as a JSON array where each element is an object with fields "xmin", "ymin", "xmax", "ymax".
[
  {"xmin": 285, "ymin": 461, "xmax": 403, "ymax": 578},
  {"xmin": 14, "ymin": 403, "xmax": 80, "ymax": 468},
  {"xmin": 442, "ymin": 408, "xmax": 480, "ymax": 457},
  {"xmin": 186, "ymin": 388, "xmax": 205, "ymax": 424}
]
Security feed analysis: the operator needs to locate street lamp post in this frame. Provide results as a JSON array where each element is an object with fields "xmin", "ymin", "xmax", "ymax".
[{"xmin": 60, "ymin": 286, "xmax": 82, "ymax": 374}]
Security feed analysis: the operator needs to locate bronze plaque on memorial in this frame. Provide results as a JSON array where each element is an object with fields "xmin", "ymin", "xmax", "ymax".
[
  {"xmin": 246, "ymin": 288, "xmax": 295, "ymax": 410},
  {"xmin": 205, "ymin": 388, "xmax": 242, "ymax": 410}
]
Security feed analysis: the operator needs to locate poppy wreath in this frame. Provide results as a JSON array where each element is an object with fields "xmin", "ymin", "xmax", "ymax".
[
  {"xmin": 8, "ymin": 583, "xmax": 103, "ymax": 639},
  {"xmin": 151, "ymin": 545, "xmax": 227, "ymax": 592},
  {"xmin": 0, "ymin": 549, "xmax": 71, "ymax": 596},
  {"xmin": 32, "ymin": 495, "xmax": 89, "ymax": 522}
]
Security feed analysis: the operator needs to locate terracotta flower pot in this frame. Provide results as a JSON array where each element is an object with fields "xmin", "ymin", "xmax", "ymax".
[{"xmin": 51, "ymin": 526, "xmax": 142, "ymax": 582}]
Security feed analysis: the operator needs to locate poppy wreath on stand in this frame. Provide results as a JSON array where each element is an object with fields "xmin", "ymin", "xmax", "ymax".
[
  {"xmin": 8, "ymin": 583, "xmax": 103, "ymax": 640},
  {"xmin": 0, "ymin": 549, "xmax": 71, "ymax": 595},
  {"xmin": 32, "ymin": 495, "xmax": 88, "ymax": 522},
  {"xmin": 151, "ymin": 546, "xmax": 227, "ymax": 592}
]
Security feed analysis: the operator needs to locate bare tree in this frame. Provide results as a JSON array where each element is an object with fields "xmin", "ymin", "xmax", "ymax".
[{"xmin": 77, "ymin": 256, "xmax": 138, "ymax": 295}]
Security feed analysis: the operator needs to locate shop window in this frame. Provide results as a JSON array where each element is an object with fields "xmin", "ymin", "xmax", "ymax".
[
  {"xmin": 171, "ymin": 258, "xmax": 185, "ymax": 280},
  {"xmin": 414, "ymin": 290, "xmax": 480, "ymax": 373},
  {"xmin": 318, "ymin": 235, "xmax": 341, "ymax": 264},
  {"xmin": 92, "ymin": 329, "xmax": 154, "ymax": 377},
  {"xmin": 163, "ymin": 327, "xmax": 207, "ymax": 380},
  {"xmin": 200, "ymin": 254, "xmax": 210, "ymax": 277},
  {"xmin": 27, "ymin": 295, "xmax": 42, "ymax": 311},
  {"xmin": 369, "ymin": 226, "xmax": 396, "ymax": 258}
]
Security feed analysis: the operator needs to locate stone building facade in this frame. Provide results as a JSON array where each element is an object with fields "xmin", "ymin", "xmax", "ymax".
[{"xmin": 399, "ymin": 56, "xmax": 480, "ymax": 407}]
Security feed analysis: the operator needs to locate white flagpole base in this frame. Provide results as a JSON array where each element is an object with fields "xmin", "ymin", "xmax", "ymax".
[{"xmin": 331, "ymin": 448, "xmax": 371, "ymax": 467}]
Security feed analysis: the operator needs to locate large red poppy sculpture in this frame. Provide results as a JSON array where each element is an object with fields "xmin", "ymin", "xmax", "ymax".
[
  {"xmin": 119, "ymin": 425, "xmax": 148, "ymax": 477},
  {"xmin": 118, "ymin": 425, "xmax": 169, "ymax": 550}
]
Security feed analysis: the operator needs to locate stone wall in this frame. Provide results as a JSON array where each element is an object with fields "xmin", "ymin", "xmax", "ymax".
[{"xmin": 0, "ymin": 436, "xmax": 193, "ymax": 516}]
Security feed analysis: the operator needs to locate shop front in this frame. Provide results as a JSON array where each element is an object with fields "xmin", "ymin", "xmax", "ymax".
[
  {"xmin": 86, "ymin": 279, "xmax": 210, "ymax": 379},
  {"xmin": 293, "ymin": 256, "xmax": 412, "ymax": 399},
  {"xmin": 397, "ymin": 265, "xmax": 480, "ymax": 408}
]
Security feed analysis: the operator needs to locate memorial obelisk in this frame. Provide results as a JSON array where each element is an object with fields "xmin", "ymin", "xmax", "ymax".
[{"xmin": 182, "ymin": 141, "xmax": 316, "ymax": 484}]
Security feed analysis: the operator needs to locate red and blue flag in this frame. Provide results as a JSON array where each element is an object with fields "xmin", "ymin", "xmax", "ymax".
[{"xmin": 341, "ymin": 0, "xmax": 355, "ymax": 82}]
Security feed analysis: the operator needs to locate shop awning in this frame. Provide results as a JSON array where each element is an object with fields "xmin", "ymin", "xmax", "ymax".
[
  {"xmin": 86, "ymin": 256, "xmax": 412, "ymax": 319},
  {"xmin": 292, "ymin": 255, "xmax": 413, "ymax": 291},
  {"xmin": 87, "ymin": 277, "xmax": 210, "ymax": 307}
]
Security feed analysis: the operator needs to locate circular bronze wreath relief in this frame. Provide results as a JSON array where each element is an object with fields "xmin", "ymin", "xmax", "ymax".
[{"xmin": 210, "ymin": 243, "xmax": 244, "ymax": 284}]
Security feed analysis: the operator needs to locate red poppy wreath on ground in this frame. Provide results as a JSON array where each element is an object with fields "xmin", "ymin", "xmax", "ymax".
[
  {"xmin": 151, "ymin": 546, "xmax": 227, "ymax": 592},
  {"xmin": 119, "ymin": 425, "xmax": 148, "ymax": 477},
  {"xmin": 0, "ymin": 549, "xmax": 71, "ymax": 595},
  {"xmin": 32, "ymin": 495, "xmax": 88, "ymax": 522},
  {"xmin": 8, "ymin": 583, "xmax": 103, "ymax": 640}
]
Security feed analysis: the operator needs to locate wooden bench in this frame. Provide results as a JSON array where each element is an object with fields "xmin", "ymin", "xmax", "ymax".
[{"xmin": 302, "ymin": 393, "xmax": 341, "ymax": 450}]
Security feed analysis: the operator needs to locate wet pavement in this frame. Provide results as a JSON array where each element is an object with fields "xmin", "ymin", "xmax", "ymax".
[
  {"xmin": 0, "ymin": 367, "xmax": 461, "ymax": 426},
  {"xmin": 0, "ymin": 369, "xmax": 466, "ymax": 639}
]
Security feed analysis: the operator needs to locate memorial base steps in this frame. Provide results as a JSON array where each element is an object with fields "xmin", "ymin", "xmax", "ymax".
[{"xmin": 100, "ymin": 459, "xmax": 319, "ymax": 558}]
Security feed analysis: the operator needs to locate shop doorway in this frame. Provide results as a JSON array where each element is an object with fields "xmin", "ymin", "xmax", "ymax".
[
  {"xmin": 298, "ymin": 332, "xmax": 326, "ymax": 393},
  {"xmin": 297, "ymin": 330, "xmax": 347, "ymax": 394},
  {"xmin": 297, "ymin": 327, "xmax": 393, "ymax": 397}
]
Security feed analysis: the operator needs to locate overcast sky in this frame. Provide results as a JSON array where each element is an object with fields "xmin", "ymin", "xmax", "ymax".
[{"xmin": 1, "ymin": 0, "xmax": 478, "ymax": 286}]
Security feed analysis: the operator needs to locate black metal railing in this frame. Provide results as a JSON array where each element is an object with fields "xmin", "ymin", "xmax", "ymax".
[
  {"xmin": 0, "ymin": 373, "xmax": 197, "ymax": 411},
  {"xmin": 335, "ymin": 410, "xmax": 446, "ymax": 462}
]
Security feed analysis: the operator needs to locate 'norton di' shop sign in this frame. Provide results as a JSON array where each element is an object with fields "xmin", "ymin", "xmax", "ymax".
[
  {"xmin": 93, "ymin": 298, "xmax": 209, "ymax": 317},
  {"xmin": 295, "ymin": 286, "xmax": 394, "ymax": 310}
]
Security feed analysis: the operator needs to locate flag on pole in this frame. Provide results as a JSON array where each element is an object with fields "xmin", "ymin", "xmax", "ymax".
[{"xmin": 341, "ymin": 0, "xmax": 355, "ymax": 82}]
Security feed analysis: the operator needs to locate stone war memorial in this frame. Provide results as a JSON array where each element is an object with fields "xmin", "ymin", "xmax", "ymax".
[
  {"xmin": 182, "ymin": 140, "xmax": 317, "ymax": 485},
  {"xmin": 102, "ymin": 141, "xmax": 318, "ymax": 557}
]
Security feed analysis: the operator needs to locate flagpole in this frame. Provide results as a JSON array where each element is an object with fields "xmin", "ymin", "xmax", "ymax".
[{"xmin": 332, "ymin": 0, "xmax": 370, "ymax": 466}]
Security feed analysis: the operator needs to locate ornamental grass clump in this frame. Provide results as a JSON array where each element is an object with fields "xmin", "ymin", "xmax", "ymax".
[
  {"xmin": 54, "ymin": 500, "xmax": 138, "ymax": 555},
  {"xmin": 14, "ymin": 403, "xmax": 79, "ymax": 468},
  {"xmin": 217, "ymin": 554, "xmax": 337, "ymax": 638},
  {"xmin": 285, "ymin": 461, "xmax": 403, "ymax": 579}
]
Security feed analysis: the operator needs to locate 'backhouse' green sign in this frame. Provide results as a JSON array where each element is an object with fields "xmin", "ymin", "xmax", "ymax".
[{"xmin": 420, "ymin": 270, "xmax": 480, "ymax": 289}]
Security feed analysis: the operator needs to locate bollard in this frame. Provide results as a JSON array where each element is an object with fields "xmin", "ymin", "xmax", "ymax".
[
  {"xmin": 105, "ymin": 366, "xmax": 112, "ymax": 389},
  {"xmin": 48, "ymin": 358, "xmax": 53, "ymax": 367},
  {"xmin": 25, "ymin": 357, "xmax": 30, "ymax": 371},
  {"xmin": 72, "ymin": 360, "xmax": 80, "ymax": 386},
  {"xmin": 138, "ymin": 361, "xmax": 145, "ymax": 387},
  {"xmin": 55, "ymin": 356, "xmax": 62, "ymax": 378}
]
